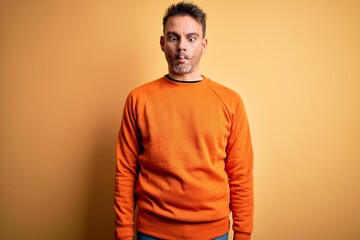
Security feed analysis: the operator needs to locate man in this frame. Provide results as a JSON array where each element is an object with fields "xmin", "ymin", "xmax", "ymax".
[{"xmin": 114, "ymin": 2, "xmax": 253, "ymax": 240}]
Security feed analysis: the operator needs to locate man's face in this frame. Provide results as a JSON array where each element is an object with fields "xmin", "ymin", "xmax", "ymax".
[{"xmin": 160, "ymin": 15, "xmax": 207, "ymax": 77}]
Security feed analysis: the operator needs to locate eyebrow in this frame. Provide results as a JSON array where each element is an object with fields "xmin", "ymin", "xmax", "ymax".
[{"xmin": 166, "ymin": 31, "xmax": 200, "ymax": 38}]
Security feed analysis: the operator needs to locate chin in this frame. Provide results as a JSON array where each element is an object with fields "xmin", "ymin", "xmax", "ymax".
[{"xmin": 172, "ymin": 64, "xmax": 192, "ymax": 74}]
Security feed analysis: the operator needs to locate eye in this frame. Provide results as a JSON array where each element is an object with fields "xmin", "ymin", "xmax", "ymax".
[
  {"xmin": 188, "ymin": 37, "xmax": 196, "ymax": 42},
  {"xmin": 168, "ymin": 35, "xmax": 178, "ymax": 41}
]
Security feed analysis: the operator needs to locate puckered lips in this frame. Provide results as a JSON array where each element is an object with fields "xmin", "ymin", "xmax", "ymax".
[{"xmin": 177, "ymin": 55, "xmax": 187, "ymax": 64}]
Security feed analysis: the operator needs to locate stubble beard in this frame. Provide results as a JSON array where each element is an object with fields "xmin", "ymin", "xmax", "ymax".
[{"xmin": 172, "ymin": 63, "xmax": 193, "ymax": 74}]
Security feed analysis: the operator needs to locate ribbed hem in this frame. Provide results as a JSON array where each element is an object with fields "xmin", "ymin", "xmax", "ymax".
[{"xmin": 136, "ymin": 209, "xmax": 230, "ymax": 240}]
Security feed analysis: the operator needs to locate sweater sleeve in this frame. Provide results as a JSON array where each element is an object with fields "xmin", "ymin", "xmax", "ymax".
[
  {"xmin": 224, "ymin": 95, "xmax": 254, "ymax": 240},
  {"xmin": 114, "ymin": 93, "xmax": 141, "ymax": 240}
]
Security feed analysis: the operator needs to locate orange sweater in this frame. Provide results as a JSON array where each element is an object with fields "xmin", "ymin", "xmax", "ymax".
[{"xmin": 115, "ymin": 76, "xmax": 253, "ymax": 240}]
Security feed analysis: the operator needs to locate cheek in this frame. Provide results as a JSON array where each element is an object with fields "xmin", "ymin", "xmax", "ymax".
[
  {"xmin": 165, "ymin": 46, "xmax": 177, "ymax": 57},
  {"xmin": 163, "ymin": 45, "xmax": 174, "ymax": 54},
  {"xmin": 189, "ymin": 47, "xmax": 202, "ymax": 57},
  {"xmin": 164, "ymin": 50, "xmax": 173, "ymax": 57},
  {"xmin": 164, "ymin": 51, "xmax": 175, "ymax": 62}
]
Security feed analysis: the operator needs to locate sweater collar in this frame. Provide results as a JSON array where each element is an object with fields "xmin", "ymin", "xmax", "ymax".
[{"xmin": 161, "ymin": 75, "xmax": 209, "ymax": 89}]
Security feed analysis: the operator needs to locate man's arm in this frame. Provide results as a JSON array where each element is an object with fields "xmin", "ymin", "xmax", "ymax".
[
  {"xmin": 114, "ymin": 93, "xmax": 140, "ymax": 240},
  {"xmin": 225, "ymin": 96, "xmax": 254, "ymax": 240}
]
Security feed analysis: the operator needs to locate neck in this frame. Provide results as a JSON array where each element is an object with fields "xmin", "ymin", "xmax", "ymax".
[{"xmin": 168, "ymin": 69, "xmax": 203, "ymax": 82}]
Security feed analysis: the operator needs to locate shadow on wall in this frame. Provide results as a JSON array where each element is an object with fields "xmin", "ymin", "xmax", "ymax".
[
  {"xmin": 84, "ymin": 125, "xmax": 117, "ymax": 240},
  {"xmin": 81, "ymin": 51, "xmax": 143, "ymax": 239}
]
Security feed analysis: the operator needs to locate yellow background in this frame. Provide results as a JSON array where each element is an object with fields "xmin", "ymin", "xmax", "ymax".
[{"xmin": 1, "ymin": 0, "xmax": 359, "ymax": 239}]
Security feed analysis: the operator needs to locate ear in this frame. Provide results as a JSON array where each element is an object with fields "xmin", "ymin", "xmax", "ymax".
[
  {"xmin": 201, "ymin": 38, "xmax": 208, "ymax": 54},
  {"xmin": 160, "ymin": 36, "xmax": 165, "ymax": 52}
]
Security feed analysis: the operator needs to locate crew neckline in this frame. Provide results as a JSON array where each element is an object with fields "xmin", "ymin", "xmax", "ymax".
[
  {"xmin": 161, "ymin": 75, "xmax": 209, "ymax": 89},
  {"xmin": 165, "ymin": 74, "xmax": 202, "ymax": 83}
]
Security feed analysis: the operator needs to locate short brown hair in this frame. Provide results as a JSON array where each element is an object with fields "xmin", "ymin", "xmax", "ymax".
[{"xmin": 163, "ymin": 1, "xmax": 207, "ymax": 38}]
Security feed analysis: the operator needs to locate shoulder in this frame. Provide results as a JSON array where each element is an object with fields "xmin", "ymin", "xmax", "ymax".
[
  {"xmin": 206, "ymin": 77, "xmax": 249, "ymax": 121},
  {"xmin": 206, "ymin": 78, "xmax": 244, "ymax": 106},
  {"xmin": 124, "ymin": 77, "xmax": 163, "ymax": 115},
  {"xmin": 127, "ymin": 77, "xmax": 164, "ymax": 102},
  {"xmin": 129, "ymin": 78, "xmax": 163, "ymax": 98}
]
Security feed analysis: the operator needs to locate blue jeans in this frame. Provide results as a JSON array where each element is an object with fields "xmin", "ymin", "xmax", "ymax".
[{"xmin": 137, "ymin": 231, "xmax": 228, "ymax": 240}]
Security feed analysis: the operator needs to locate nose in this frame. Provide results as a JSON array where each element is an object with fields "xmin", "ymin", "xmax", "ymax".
[{"xmin": 177, "ymin": 37, "xmax": 187, "ymax": 51}]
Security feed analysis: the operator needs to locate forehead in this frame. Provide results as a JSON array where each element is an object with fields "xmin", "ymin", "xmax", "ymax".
[{"xmin": 164, "ymin": 15, "xmax": 202, "ymax": 35}]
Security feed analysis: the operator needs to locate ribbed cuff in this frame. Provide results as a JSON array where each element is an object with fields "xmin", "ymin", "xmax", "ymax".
[
  {"xmin": 114, "ymin": 225, "xmax": 134, "ymax": 240},
  {"xmin": 234, "ymin": 231, "xmax": 251, "ymax": 240}
]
